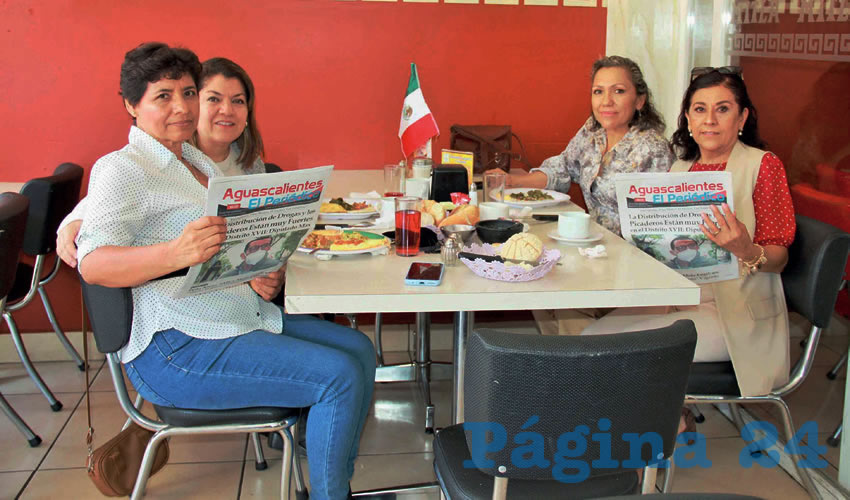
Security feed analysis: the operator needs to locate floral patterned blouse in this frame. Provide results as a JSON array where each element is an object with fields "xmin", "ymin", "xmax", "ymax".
[{"xmin": 531, "ymin": 117, "xmax": 675, "ymax": 235}]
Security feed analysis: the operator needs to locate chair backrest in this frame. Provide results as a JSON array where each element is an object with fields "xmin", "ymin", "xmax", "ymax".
[
  {"xmin": 782, "ymin": 215, "xmax": 850, "ymax": 329},
  {"xmin": 463, "ymin": 320, "xmax": 697, "ymax": 480},
  {"xmin": 20, "ymin": 162, "xmax": 84, "ymax": 256},
  {"xmin": 264, "ymin": 162, "xmax": 282, "ymax": 173},
  {"xmin": 0, "ymin": 193, "xmax": 30, "ymax": 300},
  {"xmin": 79, "ymin": 277, "xmax": 133, "ymax": 354}
]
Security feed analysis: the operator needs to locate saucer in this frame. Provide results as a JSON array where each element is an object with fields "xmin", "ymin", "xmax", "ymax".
[{"xmin": 547, "ymin": 230, "xmax": 604, "ymax": 244}]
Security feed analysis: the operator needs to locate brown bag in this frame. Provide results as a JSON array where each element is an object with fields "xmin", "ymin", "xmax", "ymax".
[
  {"xmin": 449, "ymin": 125, "xmax": 532, "ymax": 174},
  {"xmin": 82, "ymin": 290, "xmax": 169, "ymax": 497}
]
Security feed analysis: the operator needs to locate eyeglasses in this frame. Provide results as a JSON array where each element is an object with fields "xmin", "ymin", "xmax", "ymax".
[{"xmin": 690, "ymin": 66, "xmax": 743, "ymax": 81}]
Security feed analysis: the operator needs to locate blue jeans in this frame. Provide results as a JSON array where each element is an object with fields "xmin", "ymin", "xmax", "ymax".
[{"xmin": 125, "ymin": 313, "xmax": 376, "ymax": 500}]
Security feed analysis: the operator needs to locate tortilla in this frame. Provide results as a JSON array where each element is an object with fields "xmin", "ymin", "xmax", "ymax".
[{"xmin": 301, "ymin": 230, "xmax": 388, "ymax": 252}]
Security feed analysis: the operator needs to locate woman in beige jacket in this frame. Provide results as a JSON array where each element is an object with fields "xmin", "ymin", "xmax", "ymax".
[{"xmin": 584, "ymin": 68, "xmax": 796, "ymax": 405}]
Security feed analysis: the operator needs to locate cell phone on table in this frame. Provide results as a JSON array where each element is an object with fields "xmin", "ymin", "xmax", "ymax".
[
  {"xmin": 404, "ymin": 262, "xmax": 445, "ymax": 286},
  {"xmin": 532, "ymin": 214, "xmax": 558, "ymax": 222}
]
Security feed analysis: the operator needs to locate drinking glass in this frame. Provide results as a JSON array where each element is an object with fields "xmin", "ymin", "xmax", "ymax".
[
  {"xmin": 384, "ymin": 164, "xmax": 405, "ymax": 198},
  {"xmin": 483, "ymin": 171, "xmax": 507, "ymax": 203},
  {"xmin": 394, "ymin": 196, "xmax": 422, "ymax": 256}
]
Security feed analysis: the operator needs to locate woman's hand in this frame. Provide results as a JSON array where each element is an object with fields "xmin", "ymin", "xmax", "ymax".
[
  {"xmin": 57, "ymin": 219, "xmax": 83, "ymax": 267},
  {"xmin": 700, "ymin": 203, "xmax": 761, "ymax": 262},
  {"xmin": 250, "ymin": 266, "xmax": 285, "ymax": 302},
  {"xmin": 483, "ymin": 168, "xmax": 547, "ymax": 189},
  {"xmin": 167, "ymin": 216, "xmax": 228, "ymax": 268}
]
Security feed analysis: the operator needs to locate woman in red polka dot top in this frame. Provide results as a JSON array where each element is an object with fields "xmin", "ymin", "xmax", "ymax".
[{"xmin": 583, "ymin": 68, "xmax": 795, "ymax": 412}]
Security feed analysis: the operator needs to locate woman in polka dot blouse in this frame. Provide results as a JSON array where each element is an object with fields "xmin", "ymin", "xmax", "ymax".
[
  {"xmin": 75, "ymin": 43, "xmax": 374, "ymax": 500},
  {"xmin": 583, "ymin": 68, "xmax": 796, "ymax": 427}
]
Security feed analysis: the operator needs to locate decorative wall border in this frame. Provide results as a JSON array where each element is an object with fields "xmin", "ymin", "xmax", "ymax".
[
  {"xmin": 350, "ymin": 0, "xmax": 603, "ymax": 6},
  {"xmin": 730, "ymin": 32, "xmax": 850, "ymax": 61}
]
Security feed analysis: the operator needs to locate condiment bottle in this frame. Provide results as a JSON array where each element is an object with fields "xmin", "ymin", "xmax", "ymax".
[
  {"xmin": 469, "ymin": 182, "xmax": 478, "ymax": 206},
  {"xmin": 441, "ymin": 234, "xmax": 461, "ymax": 267}
]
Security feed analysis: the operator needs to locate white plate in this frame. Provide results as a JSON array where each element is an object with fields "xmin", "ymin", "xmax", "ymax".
[
  {"xmin": 547, "ymin": 230, "xmax": 604, "ymax": 244},
  {"xmin": 498, "ymin": 189, "xmax": 570, "ymax": 208},
  {"xmin": 318, "ymin": 198, "xmax": 380, "ymax": 220},
  {"xmin": 296, "ymin": 244, "xmax": 389, "ymax": 257}
]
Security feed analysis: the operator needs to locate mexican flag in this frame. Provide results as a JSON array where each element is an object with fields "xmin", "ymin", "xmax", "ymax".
[{"xmin": 398, "ymin": 63, "xmax": 439, "ymax": 158}]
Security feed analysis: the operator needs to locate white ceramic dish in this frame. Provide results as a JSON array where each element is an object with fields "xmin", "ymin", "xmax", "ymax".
[
  {"xmin": 318, "ymin": 198, "xmax": 380, "ymax": 220},
  {"xmin": 547, "ymin": 230, "xmax": 604, "ymax": 244},
  {"xmin": 498, "ymin": 189, "xmax": 570, "ymax": 208}
]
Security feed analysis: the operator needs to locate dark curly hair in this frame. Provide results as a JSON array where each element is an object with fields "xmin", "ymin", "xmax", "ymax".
[
  {"xmin": 588, "ymin": 55, "xmax": 665, "ymax": 134},
  {"xmin": 671, "ymin": 70, "xmax": 766, "ymax": 161},
  {"xmin": 199, "ymin": 58, "xmax": 264, "ymax": 172},
  {"xmin": 120, "ymin": 42, "xmax": 202, "ymax": 108}
]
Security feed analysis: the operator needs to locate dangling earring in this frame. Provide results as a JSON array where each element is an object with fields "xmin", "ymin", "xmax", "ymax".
[
  {"xmin": 738, "ymin": 129, "xmax": 743, "ymax": 136},
  {"xmin": 688, "ymin": 129, "xmax": 693, "ymax": 137}
]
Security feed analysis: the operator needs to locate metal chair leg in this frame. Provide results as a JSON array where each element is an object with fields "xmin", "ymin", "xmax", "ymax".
[
  {"xmin": 690, "ymin": 404, "xmax": 705, "ymax": 423},
  {"xmin": 729, "ymin": 403, "xmax": 745, "ymax": 432},
  {"xmin": 773, "ymin": 397, "xmax": 819, "ymax": 499},
  {"xmin": 291, "ymin": 418, "xmax": 306, "ymax": 497},
  {"xmin": 130, "ymin": 430, "xmax": 169, "ymax": 500},
  {"xmin": 123, "ymin": 393, "xmax": 144, "ymax": 431},
  {"xmin": 662, "ymin": 453, "xmax": 676, "ymax": 493},
  {"xmin": 278, "ymin": 428, "xmax": 294, "ymax": 500},
  {"xmin": 252, "ymin": 433, "xmax": 268, "ymax": 470},
  {"xmin": 416, "ymin": 312, "xmax": 435, "ymax": 433},
  {"xmin": 641, "ymin": 466, "xmax": 658, "ymax": 494},
  {"xmin": 827, "ymin": 352, "xmax": 847, "ymax": 380},
  {"xmin": 3, "ymin": 311, "xmax": 62, "ymax": 411},
  {"xmin": 37, "ymin": 286, "xmax": 85, "ymax": 370},
  {"xmin": 827, "ymin": 423, "xmax": 842, "ymax": 447},
  {"xmin": 374, "ymin": 312, "xmax": 385, "ymax": 366},
  {"xmin": 0, "ymin": 391, "xmax": 41, "ymax": 446}
]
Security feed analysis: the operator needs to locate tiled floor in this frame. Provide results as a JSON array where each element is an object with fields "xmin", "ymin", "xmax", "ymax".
[{"xmin": 1, "ymin": 316, "xmax": 847, "ymax": 499}]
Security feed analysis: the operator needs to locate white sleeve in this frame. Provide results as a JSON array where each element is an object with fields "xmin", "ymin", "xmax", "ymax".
[{"xmin": 57, "ymin": 196, "xmax": 88, "ymax": 233}]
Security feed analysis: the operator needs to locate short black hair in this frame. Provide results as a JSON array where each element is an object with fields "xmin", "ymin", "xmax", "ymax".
[
  {"xmin": 120, "ymin": 42, "xmax": 202, "ymax": 107},
  {"xmin": 244, "ymin": 236, "xmax": 273, "ymax": 253},
  {"xmin": 670, "ymin": 236, "xmax": 698, "ymax": 251}
]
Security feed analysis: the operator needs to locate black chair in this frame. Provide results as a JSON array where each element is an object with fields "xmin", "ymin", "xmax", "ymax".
[
  {"xmin": 3, "ymin": 163, "xmax": 86, "ymax": 412},
  {"xmin": 0, "ymin": 192, "xmax": 43, "ymax": 447},
  {"xmin": 682, "ymin": 215, "xmax": 850, "ymax": 498},
  {"xmin": 433, "ymin": 320, "xmax": 698, "ymax": 499},
  {"xmin": 79, "ymin": 278, "xmax": 307, "ymax": 500}
]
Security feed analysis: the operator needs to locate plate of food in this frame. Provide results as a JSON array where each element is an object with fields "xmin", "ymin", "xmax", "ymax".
[
  {"xmin": 497, "ymin": 189, "xmax": 570, "ymax": 208},
  {"xmin": 297, "ymin": 229, "xmax": 390, "ymax": 258},
  {"xmin": 318, "ymin": 198, "xmax": 380, "ymax": 221}
]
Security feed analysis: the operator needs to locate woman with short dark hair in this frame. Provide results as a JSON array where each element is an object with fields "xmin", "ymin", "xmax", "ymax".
[{"xmin": 76, "ymin": 42, "xmax": 375, "ymax": 500}]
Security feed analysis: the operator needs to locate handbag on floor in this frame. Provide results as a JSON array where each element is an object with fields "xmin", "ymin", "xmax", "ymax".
[
  {"xmin": 449, "ymin": 124, "xmax": 533, "ymax": 174},
  {"xmin": 82, "ymin": 291, "xmax": 169, "ymax": 497}
]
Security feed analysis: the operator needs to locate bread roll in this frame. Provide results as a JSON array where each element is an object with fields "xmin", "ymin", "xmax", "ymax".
[
  {"xmin": 422, "ymin": 200, "xmax": 446, "ymax": 224},
  {"xmin": 499, "ymin": 233, "xmax": 543, "ymax": 262},
  {"xmin": 438, "ymin": 204, "xmax": 480, "ymax": 228},
  {"xmin": 420, "ymin": 211, "xmax": 435, "ymax": 227}
]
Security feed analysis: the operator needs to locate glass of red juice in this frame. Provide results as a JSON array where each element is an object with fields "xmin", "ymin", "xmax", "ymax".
[
  {"xmin": 384, "ymin": 164, "xmax": 405, "ymax": 197},
  {"xmin": 394, "ymin": 196, "xmax": 422, "ymax": 256}
]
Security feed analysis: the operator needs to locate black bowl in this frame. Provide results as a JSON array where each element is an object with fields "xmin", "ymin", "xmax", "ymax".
[
  {"xmin": 382, "ymin": 226, "xmax": 440, "ymax": 253},
  {"xmin": 475, "ymin": 219, "xmax": 523, "ymax": 244}
]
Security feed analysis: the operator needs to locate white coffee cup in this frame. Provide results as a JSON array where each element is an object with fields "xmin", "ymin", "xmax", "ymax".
[
  {"xmin": 380, "ymin": 197, "xmax": 397, "ymax": 220},
  {"xmin": 558, "ymin": 212, "xmax": 591, "ymax": 239},
  {"xmin": 404, "ymin": 178, "xmax": 430, "ymax": 199},
  {"xmin": 479, "ymin": 202, "xmax": 510, "ymax": 221}
]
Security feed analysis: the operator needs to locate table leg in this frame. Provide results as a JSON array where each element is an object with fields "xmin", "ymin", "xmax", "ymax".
[
  {"xmin": 416, "ymin": 312, "xmax": 435, "ymax": 433},
  {"xmin": 452, "ymin": 311, "xmax": 473, "ymax": 424},
  {"xmin": 841, "ymin": 344, "xmax": 850, "ymax": 488}
]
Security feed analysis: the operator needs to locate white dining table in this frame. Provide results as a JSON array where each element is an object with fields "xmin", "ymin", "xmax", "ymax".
[{"xmin": 285, "ymin": 169, "xmax": 701, "ymax": 424}]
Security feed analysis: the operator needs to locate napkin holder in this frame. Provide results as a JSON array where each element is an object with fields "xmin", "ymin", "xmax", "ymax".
[{"xmin": 430, "ymin": 164, "xmax": 469, "ymax": 202}]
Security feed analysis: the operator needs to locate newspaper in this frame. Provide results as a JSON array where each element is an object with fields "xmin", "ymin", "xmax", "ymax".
[
  {"xmin": 175, "ymin": 165, "xmax": 333, "ymax": 297},
  {"xmin": 615, "ymin": 171, "xmax": 738, "ymax": 284}
]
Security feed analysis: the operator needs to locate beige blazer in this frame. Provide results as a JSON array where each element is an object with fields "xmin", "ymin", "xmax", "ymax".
[{"xmin": 671, "ymin": 141, "xmax": 790, "ymax": 396}]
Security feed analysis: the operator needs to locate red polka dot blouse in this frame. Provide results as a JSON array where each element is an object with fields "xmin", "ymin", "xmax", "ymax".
[{"xmin": 689, "ymin": 152, "xmax": 796, "ymax": 247}]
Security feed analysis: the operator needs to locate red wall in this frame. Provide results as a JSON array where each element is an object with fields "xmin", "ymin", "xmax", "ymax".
[
  {"xmin": 739, "ymin": 13, "xmax": 850, "ymax": 185},
  {"xmin": 1, "ymin": 0, "xmax": 606, "ymax": 332}
]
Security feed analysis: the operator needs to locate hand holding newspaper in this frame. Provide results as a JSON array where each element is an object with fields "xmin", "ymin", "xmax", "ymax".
[
  {"xmin": 615, "ymin": 171, "xmax": 737, "ymax": 285},
  {"xmin": 175, "ymin": 165, "xmax": 333, "ymax": 297}
]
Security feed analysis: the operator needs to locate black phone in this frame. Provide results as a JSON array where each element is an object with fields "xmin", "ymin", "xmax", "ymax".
[{"xmin": 404, "ymin": 262, "xmax": 445, "ymax": 286}]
